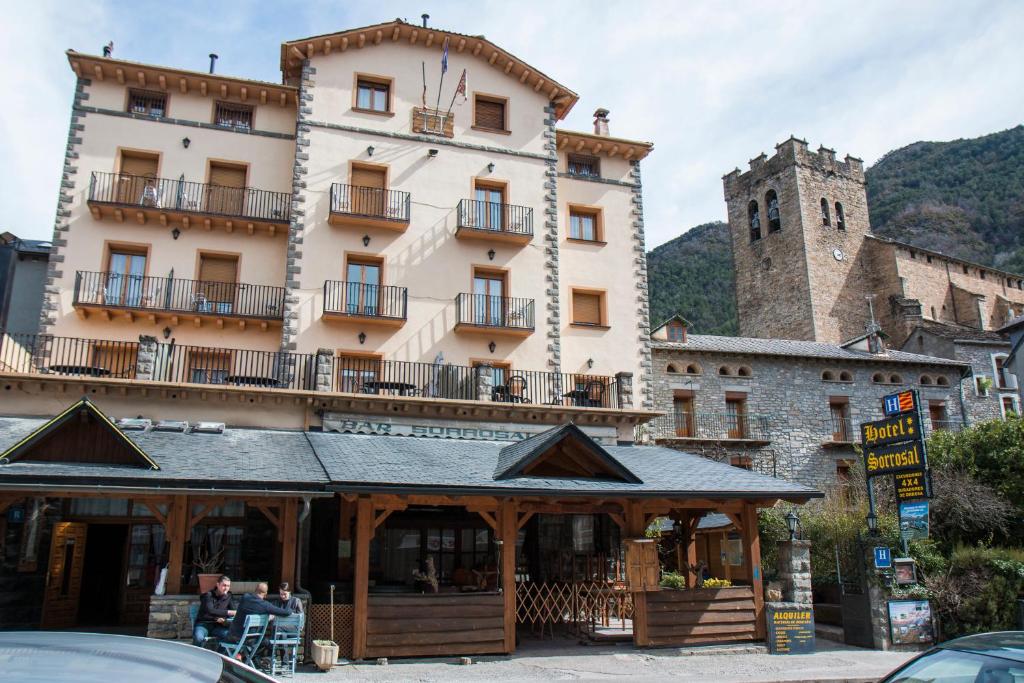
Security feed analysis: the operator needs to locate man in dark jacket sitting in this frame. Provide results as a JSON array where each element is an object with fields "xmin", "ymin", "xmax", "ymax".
[
  {"xmin": 193, "ymin": 575, "xmax": 235, "ymax": 647},
  {"xmin": 223, "ymin": 581, "xmax": 293, "ymax": 654}
]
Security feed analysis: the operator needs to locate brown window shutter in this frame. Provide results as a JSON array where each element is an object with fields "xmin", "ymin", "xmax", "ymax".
[
  {"xmin": 120, "ymin": 153, "xmax": 158, "ymax": 178},
  {"xmin": 572, "ymin": 291, "xmax": 602, "ymax": 325},
  {"xmin": 209, "ymin": 164, "xmax": 246, "ymax": 189},
  {"xmin": 351, "ymin": 166, "xmax": 386, "ymax": 189},
  {"xmin": 475, "ymin": 99, "xmax": 505, "ymax": 130},
  {"xmin": 199, "ymin": 256, "xmax": 238, "ymax": 283}
]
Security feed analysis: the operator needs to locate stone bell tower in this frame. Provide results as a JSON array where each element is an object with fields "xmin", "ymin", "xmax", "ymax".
[{"xmin": 722, "ymin": 137, "xmax": 874, "ymax": 344}]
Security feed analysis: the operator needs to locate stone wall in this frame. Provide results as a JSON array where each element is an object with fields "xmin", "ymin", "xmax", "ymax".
[
  {"xmin": 650, "ymin": 345, "xmax": 963, "ymax": 487},
  {"xmin": 777, "ymin": 540, "xmax": 812, "ymax": 605},
  {"xmin": 147, "ymin": 594, "xmax": 196, "ymax": 639}
]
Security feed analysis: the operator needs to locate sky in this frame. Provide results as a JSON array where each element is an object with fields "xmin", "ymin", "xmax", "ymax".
[{"xmin": 2, "ymin": 0, "xmax": 1023, "ymax": 249}]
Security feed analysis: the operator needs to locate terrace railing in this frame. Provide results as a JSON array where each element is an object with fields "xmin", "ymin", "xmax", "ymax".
[
  {"xmin": 74, "ymin": 271, "xmax": 285, "ymax": 320},
  {"xmin": 323, "ymin": 281, "xmax": 407, "ymax": 321},
  {"xmin": 329, "ymin": 183, "xmax": 411, "ymax": 223},
  {"xmin": 88, "ymin": 171, "xmax": 291, "ymax": 223},
  {"xmin": 649, "ymin": 411, "xmax": 771, "ymax": 442},
  {"xmin": 456, "ymin": 199, "xmax": 533, "ymax": 237},
  {"xmin": 455, "ymin": 293, "xmax": 535, "ymax": 331}
]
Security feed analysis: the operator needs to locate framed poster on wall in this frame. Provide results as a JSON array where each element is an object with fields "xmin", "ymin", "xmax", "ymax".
[{"xmin": 888, "ymin": 600, "xmax": 934, "ymax": 645}]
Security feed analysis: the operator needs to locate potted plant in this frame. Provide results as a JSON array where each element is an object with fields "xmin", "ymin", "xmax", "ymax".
[{"xmin": 193, "ymin": 546, "xmax": 224, "ymax": 595}]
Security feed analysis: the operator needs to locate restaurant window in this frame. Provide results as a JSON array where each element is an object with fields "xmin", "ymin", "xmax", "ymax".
[
  {"xmin": 127, "ymin": 89, "xmax": 166, "ymax": 117},
  {"xmin": 666, "ymin": 322, "xmax": 686, "ymax": 342},
  {"xmin": 571, "ymin": 289, "xmax": 605, "ymax": 327},
  {"xmin": 214, "ymin": 102, "xmax": 253, "ymax": 129},
  {"xmin": 375, "ymin": 517, "xmax": 494, "ymax": 588},
  {"xmin": 829, "ymin": 397, "xmax": 852, "ymax": 442},
  {"xmin": 569, "ymin": 206, "xmax": 601, "ymax": 242},
  {"xmin": 725, "ymin": 393, "xmax": 748, "ymax": 439},
  {"xmin": 337, "ymin": 353, "xmax": 382, "ymax": 394},
  {"xmin": 356, "ymin": 77, "xmax": 391, "ymax": 113},
  {"xmin": 127, "ymin": 523, "xmax": 166, "ymax": 588},
  {"xmin": 567, "ymin": 154, "xmax": 600, "ymax": 178},
  {"xmin": 473, "ymin": 94, "xmax": 507, "ymax": 132}
]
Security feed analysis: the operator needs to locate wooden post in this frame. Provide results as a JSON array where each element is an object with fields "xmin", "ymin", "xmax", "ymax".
[
  {"xmin": 165, "ymin": 495, "xmax": 189, "ymax": 594},
  {"xmin": 279, "ymin": 498, "xmax": 298, "ymax": 587},
  {"xmin": 624, "ymin": 501, "xmax": 649, "ymax": 647},
  {"xmin": 352, "ymin": 497, "xmax": 373, "ymax": 660},
  {"xmin": 499, "ymin": 499, "xmax": 517, "ymax": 653},
  {"xmin": 685, "ymin": 516, "xmax": 698, "ymax": 589},
  {"xmin": 742, "ymin": 503, "xmax": 765, "ymax": 640},
  {"xmin": 722, "ymin": 531, "xmax": 731, "ymax": 582},
  {"xmin": 338, "ymin": 496, "xmax": 354, "ymax": 580}
]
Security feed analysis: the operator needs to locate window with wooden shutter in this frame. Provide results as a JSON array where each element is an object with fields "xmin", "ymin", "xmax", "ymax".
[
  {"xmin": 197, "ymin": 255, "xmax": 239, "ymax": 313},
  {"xmin": 117, "ymin": 152, "xmax": 159, "ymax": 205},
  {"xmin": 624, "ymin": 539, "xmax": 661, "ymax": 592},
  {"xmin": 206, "ymin": 163, "xmax": 247, "ymax": 216},
  {"xmin": 474, "ymin": 96, "xmax": 506, "ymax": 131},
  {"xmin": 350, "ymin": 165, "xmax": 387, "ymax": 217},
  {"xmin": 572, "ymin": 290, "xmax": 603, "ymax": 326}
]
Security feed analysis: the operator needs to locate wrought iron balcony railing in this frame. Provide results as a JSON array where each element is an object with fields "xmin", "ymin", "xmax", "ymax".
[
  {"xmin": 456, "ymin": 199, "xmax": 534, "ymax": 237},
  {"xmin": 0, "ymin": 333, "xmax": 621, "ymax": 408},
  {"xmin": 73, "ymin": 271, "xmax": 285, "ymax": 320},
  {"xmin": 650, "ymin": 411, "xmax": 772, "ymax": 442},
  {"xmin": 455, "ymin": 293, "xmax": 535, "ymax": 331},
  {"xmin": 329, "ymin": 183, "xmax": 411, "ymax": 224},
  {"xmin": 88, "ymin": 172, "xmax": 291, "ymax": 223},
  {"xmin": 323, "ymin": 281, "xmax": 407, "ymax": 322}
]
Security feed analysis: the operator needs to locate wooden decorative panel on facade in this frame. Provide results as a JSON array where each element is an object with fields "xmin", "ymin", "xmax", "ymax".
[
  {"xmin": 624, "ymin": 539, "xmax": 660, "ymax": 592},
  {"xmin": 645, "ymin": 586, "xmax": 757, "ymax": 646},
  {"xmin": 411, "ymin": 107, "xmax": 454, "ymax": 138},
  {"xmin": 365, "ymin": 593, "xmax": 505, "ymax": 658}
]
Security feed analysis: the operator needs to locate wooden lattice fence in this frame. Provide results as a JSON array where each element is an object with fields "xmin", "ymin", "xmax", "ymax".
[
  {"xmin": 516, "ymin": 581, "xmax": 632, "ymax": 634},
  {"xmin": 305, "ymin": 603, "xmax": 354, "ymax": 660}
]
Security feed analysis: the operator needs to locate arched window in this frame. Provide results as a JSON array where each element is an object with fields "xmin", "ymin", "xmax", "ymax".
[
  {"xmin": 936, "ymin": 376, "xmax": 950, "ymax": 387},
  {"xmin": 737, "ymin": 366, "xmax": 752, "ymax": 377},
  {"xmin": 666, "ymin": 364, "xmax": 680, "ymax": 374},
  {"xmin": 889, "ymin": 374, "xmax": 902, "ymax": 384},
  {"xmin": 686, "ymin": 364, "xmax": 702, "ymax": 375},
  {"xmin": 765, "ymin": 190, "xmax": 781, "ymax": 233},
  {"xmin": 748, "ymin": 201, "xmax": 761, "ymax": 242},
  {"xmin": 820, "ymin": 198, "xmax": 831, "ymax": 227},
  {"xmin": 718, "ymin": 366, "xmax": 731, "ymax": 376},
  {"xmin": 821, "ymin": 370, "xmax": 835, "ymax": 381},
  {"xmin": 872, "ymin": 372, "xmax": 885, "ymax": 384},
  {"xmin": 835, "ymin": 202, "xmax": 845, "ymax": 230},
  {"xmin": 839, "ymin": 371, "xmax": 853, "ymax": 382},
  {"xmin": 920, "ymin": 375, "xmax": 933, "ymax": 385}
]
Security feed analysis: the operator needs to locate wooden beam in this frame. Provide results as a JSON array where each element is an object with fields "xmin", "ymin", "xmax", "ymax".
[
  {"xmin": 137, "ymin": 71, "xmax": 145, "ymax": 87},
  {"xmin": 476, "ymin": 510, "xmax": 498, "ymax": 531},
  {"xmin": 115, "ymin": 68, "xmax": 125, "ymax": 84},
  {"xmin": 457, "ymin": 38, "xmax": 466, "ymax": 52},
  {"xmin": 200, "ymin": 80, "xmax": 208, "ymax": 96},
  {"xmin": 742, "ymin": 503, "xmax": 765, "ymax": 640},
  {"xmin": 189, "ymin": 502, "xmax": 213, "ymax": 530},
  {"xmin": 325, "ymin": 39, "xmax": 333, "ymax": 54},
  {"xmin": 425, "ymin": 32, "xmax": 434, "ymax": 48},
  {"xmin": 352, "ymin": 498, "xmax": 372, "ymax": 660},
  {"xmin": 374, "ymin": 30, "xmax": 382, "ymax": 45},
  {"xmin": 725, "ymin": 512, "xmax": 743, "ymax": 532},
  {"xmin": 357, "ymin": 33, "xmax": 365, "ymax": 48},
  {"xmin": 391, "ymin": 27, "xmax": 400, "ymax": 42},
  {"xmin": 625, "ymin": 500, "xmax": 649, "ymax": 647},
  {"xmin": 373, "ymin": 509, "xmax": 394, "ymax": 529},
  {"xmin": 408, "ymin": 29, "xmax": 418, "ymax": 44},
  {"xmin": 516, "ymin": 510, "xmax": 534, "ymax": 530},
  {"xmin": 158, "ymin": 74, "xmax": 166, "ymax": 90},
  {"xmin": 519, "ymin": 70, "xmax": 530, "ymax": 83},
  {"xmin": 179, "ymin": 77, "xmax": 187, "ymax": 93},
  {"xmin": 473, "ymin": 42, "xmax": 482, "ymax": 56},
  {"xmin": 504, "ymin": 60, "xmax": 514, "ymax": 74},
  {"xmin": 280, "ymin": 498, "xmax": 298, "ymax": 587},
  {"xmin": 165, "ymin": 495, "xmax": 188, "ymax": 594},
  {"xmin": 254, "ymin": 503, "xmax": 281, "ymax": 532},
  {"xmin": 499, "ymin": 499, "xmax": 516, "ymax": 653},
  {"xmin": 488, "ymin": 51, "xmax": 498, "ymax": 65},
  {"xmin": 341, "ymin": 36, "xmax": 349, "ymax": 51},
  {"xmin": 289, "ymin": 46, "xmax": 305, "ymax": 61},
  {"xmin": 534, "ymin": 79, "xmax": 545, "ymax": 92}
]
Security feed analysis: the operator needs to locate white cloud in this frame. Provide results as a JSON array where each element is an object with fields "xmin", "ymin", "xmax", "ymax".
[{"xmin": 3, "ymin": 0, "xmax": 1022, "ymax": 248}]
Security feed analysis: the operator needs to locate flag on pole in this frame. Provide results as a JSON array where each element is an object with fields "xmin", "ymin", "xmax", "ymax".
[
  {"xmin": 441, "ymin": 37, "xmax": 449, "ymax": 74},
  {"xmin": 454, "ymin": 69, "xmax": 467, "ymax": 105}
]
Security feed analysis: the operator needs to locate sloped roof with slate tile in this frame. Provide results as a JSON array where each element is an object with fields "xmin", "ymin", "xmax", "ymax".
[
  {"xmin": 307, "ymin": 431, "xmax": 818, "ymax": 501},
  {"xmin": 493, "ymin": 424, "xmax": 640, "ymax": 483},
  {"xmin": 0, "ymin": 417, "xmax": 327, "ymax": 491},
  {"xmin": 651, "ymin": 333, "xmax": 968, "ymax": 367},
  {"xmin": 656, "ymin": 513, "xmax": 733, "ymax": 533},
  {"xmin": 913, "ymin": 319, "xmax": 1008, "ymax": 344}
]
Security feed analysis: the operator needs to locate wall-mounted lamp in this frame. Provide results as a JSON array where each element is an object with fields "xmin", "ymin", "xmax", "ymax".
[
  {"xmin": 587, "ymin": 358, "xmax": 594, "ymax": 369},
  {"xmin": 358, "ymin": 332, "xmax": 367, "ymax": 345},
  {"xmin": 171, "ymin": 227, "xmax": 181, "ymax": 240},
  {"xmin": 428, "ymin": 148, "xmax": 439, "ymax": 158},
  {"xmin": 181, "ymin": 137, "xmax": 191, "ymax": 149},
  {"xmin": 367, "ymin": 145, "xmax": 375, "ymax": 157},
  {"xmin": 162, "ymin": 326, "xmax": 172, "ymax": 339},
  {"xmin": 785, "ymin": 510, "xmax": 800, "ymax": 541},
  {"xmin": 362, "ymin": 234, "xmax": 371, "ymax": 247},
  {"xmin": 487, "ymin": 249, "xmax": 496, "ymax": 261},
  {"xmin": 488, "ymin": 341, "xmax": 496, "ymax": 353},
  {"xmin": 866, "ymin": 511, "xmax": 878, "ymax": 536},
  {"xmin": 487, "ymin": 162, "xmax": 495, "ymax": 173}
]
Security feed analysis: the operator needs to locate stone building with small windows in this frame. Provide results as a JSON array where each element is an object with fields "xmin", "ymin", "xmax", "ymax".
[
  {"xmin": 647, "ymin": 317, "xmax": 969, "ymax": 487},
  {"xmin": 721, "ymin": 136, "xmax": 1023, "ymax": 425}
]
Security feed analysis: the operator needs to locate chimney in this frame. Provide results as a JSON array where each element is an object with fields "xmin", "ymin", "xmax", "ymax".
[
  {"xmin": 593, "ymin": 108, "xmax": 610, "ymax": 136},
  {"xmin": 208, "ymin": 53, "xmax": 218, "ymax": 74},
  {"xmin": 421, "ymin": 13, "xmax": 430, "ymax": 27},
  {"xmin": 102, "ymin": 41, "xmax": 113, "ymax": 58}
]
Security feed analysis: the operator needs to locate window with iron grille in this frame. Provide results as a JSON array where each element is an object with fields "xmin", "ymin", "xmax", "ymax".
[
  {"xmin": 567, "ymin": 155, "xmax": 600, "ymax": 178},
  {"xmin": 128, "ymin": 89, "xmax": 166, "ymax": 117},
  {"xmin": 214, "ymin": 102, "xmax": 253, "ymax": 129}
]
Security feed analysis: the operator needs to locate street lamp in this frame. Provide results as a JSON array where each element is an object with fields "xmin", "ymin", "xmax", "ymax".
[
  {"xmin": 866, "ymin": 511, "xmax": 878, "ymax": 536},
  {"xmin": 785, "ymin": 510, "xmax": 799, "ymax": 541}
]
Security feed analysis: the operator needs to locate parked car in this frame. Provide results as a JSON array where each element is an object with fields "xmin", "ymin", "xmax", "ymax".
[
  {"xmin": 0, "ymin": 631, "xmax": 277, "ymax": 683},
  {"xmin": 880, "ymin": 631, "xmax": 1024, "ymax": 682}
]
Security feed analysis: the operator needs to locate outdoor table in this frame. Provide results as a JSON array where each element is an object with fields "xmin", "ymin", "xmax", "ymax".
[
  {"xmin": 362, "ymin": 381, "xmax": 417, "ymax": 396},
  {"xmin": 46, "ymin": 365, "xmax": 111, "ymax": 377},
  {"xmin": 562, "ymin": 389, "xmax": 590, "ymax": 406}
]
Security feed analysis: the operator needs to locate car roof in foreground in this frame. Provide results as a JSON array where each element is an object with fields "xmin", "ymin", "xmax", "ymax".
[
  {"xmin": 940, "ymin": 631, "xmax": 1024, "ymax": 663},
  {"xmin": 0, "ymin": 631, "xmax": 251, "ymax": 682}
]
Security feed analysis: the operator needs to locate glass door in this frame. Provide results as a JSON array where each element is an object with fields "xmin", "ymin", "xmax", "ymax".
[
  {"xmin": 474, "ymin": 186, "xmax": 504, "ymax": 231},
  {"xmin": 346, "ymin": 261, "xmax": 381, "ymax": 316},
  {"xmin": 473, "ymin": 274, "xmax": 504, "ymax": 325},
  {"xmin": 107, "ymin": 252, "xmax": 146, "ymax": 307}
]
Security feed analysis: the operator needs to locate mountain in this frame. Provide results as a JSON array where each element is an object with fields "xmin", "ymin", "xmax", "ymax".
[{"xmin": 648, "ymin": 125, "xmax": 1024, "ymax": 334}]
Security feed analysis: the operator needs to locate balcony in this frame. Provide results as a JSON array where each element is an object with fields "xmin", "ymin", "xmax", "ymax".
[
  {"xmin": 329, "ymin": 183, "xmax": 411, "ymax": 231},
  {"xmin": 454, "ymin": 293, "xmax": 534, "ymax": 337},
  {"xmin": 87, "ymin": 172, "xmax": 291, "ymax": 235},
  {"xmin": 455, "ymin": 199, "xmax": 534, "ymax": 245},
  {"xmin": 322, "ymin": 281, "xmax": 407, "ymax": 327},
  {"xmin": 0, "ymin": 332, "xmax": 625, "ymax": 409},
  {"xmin": 823, "ymin": 415, "xmax": 856, "ymax": 447},
  {"xmin": 650, "ymin": 411, "xmax": 771, "ymax": 445},
  {"xmin": 73, "ymin": 271, "xmax": 285, "ymax": 330}
]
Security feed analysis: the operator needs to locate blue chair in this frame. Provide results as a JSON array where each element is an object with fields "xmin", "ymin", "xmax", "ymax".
[
  {"xmin": 218, "ymin": 614, "xmax": 269, "ymax": 667},
  {"xmin": 265, "ymin": 613, "xmax": 305, "ymax": 677},
  {"xmin": 188, "ymin": 604, "xmax": 216, "ymax": 649}
]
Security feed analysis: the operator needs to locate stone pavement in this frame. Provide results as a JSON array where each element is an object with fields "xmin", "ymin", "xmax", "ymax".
[{"xmin": 293, "ymin": 638, "xmax": 915, "ymax": 682}]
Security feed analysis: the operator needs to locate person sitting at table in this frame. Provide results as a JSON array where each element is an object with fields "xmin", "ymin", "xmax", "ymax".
[
  {"xmin": 193, "ymin": 575, "xmax": 235, "ymax": 648},
  {"xmin": 223, "ymin": 581, "xmax": 294, "ymax": 656},
  {"xmin": 271, "ymin": 582, "xmax": 303, "ymax": 613}
]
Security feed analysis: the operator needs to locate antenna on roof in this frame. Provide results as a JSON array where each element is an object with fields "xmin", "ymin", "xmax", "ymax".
[
  {"xmin": 208, "ymin": 53, "xmax": 219, "ymax": 74},
  {"xmin": 422, "ymin": 13, "xmax": 430, "ymax": 27},
  {"xmin": 102, "ymin": 41, "xmax": 113, "ymax": 58}
]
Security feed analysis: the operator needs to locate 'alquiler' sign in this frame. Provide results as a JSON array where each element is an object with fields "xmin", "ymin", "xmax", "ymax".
[{"xmin": 864, "ymin": 441, "xmax": 926, "ymax": 476}]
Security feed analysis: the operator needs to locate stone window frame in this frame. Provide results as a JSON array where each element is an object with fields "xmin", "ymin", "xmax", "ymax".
[
  {"xmin": 919, "ymin": 374, "xmax": 933, "ymax": 386},
  {"xmin": 821, "ymin": 369, "xmax": 854, "ymax": 383},
  {"xmin": 685, "ymin": 363, "xmax": 702, "ymax": 375},
  {"xmin": 820, "ymin": 198, "xmax": 830, "ymax": 227},
  {"xmin": 718, "ymin": 365, "xmax": 733, "ymax": 377},
  {"xmin": 935, "ymin": 376, "xmax": 950, "ymax": 387},
  {"xmin": 736, "ymin": 365, "xmax": 753, "ymax": 377}
]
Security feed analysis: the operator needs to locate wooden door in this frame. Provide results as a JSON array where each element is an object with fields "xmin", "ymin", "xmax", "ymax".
[
  {"xmin": 206, "ymin": 163, "xmax": 247, "ymax": 216},
  {"xmin": 472, "ymin": 272, "xmax": 505, "ymax": 325},
  {"xmin": 106, "ymin": 251, "xmax": 147, "ymax": 307},
  {"xmin": 345, "ymin": 260, "xmax": 381, "ymax": 316},
  {"xmin": 117, "ymin": 152, "xmax": 158, "ymax": 205},
  {"xmin": 726, "ymin": 398, "xmax": 747, "ymax": 438},
  {"xmin": 351, "ymin": 166, "xmax": 386, "ymax": 217},
  {"xmin": 41, "ymin": 522, "xmax": 88, "ymax": 628},
  {"xmin": 673, "ymin": 397, "xmax": 694, "ymax": 437},
  {"xmin": 198, "ymin": 255, "xmax": 239, "ymax": 313},
  {"xmin": 830, "ymin": 401, "xmax": 851, "ymax": 441}
]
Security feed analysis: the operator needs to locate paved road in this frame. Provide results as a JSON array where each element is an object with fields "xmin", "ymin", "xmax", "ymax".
[{"xmin": 294, "ymin": 638, "xmax": 915, "ymax": 682}]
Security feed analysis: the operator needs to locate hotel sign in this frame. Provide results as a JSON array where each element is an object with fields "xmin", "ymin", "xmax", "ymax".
[
  {"xmin": 321, "ymin": 412, "xmax": 619, "ymax": 444},
  {"xmin": 860, "ymin": 413, "xmax": 920, "ymax": 449},
  {"xmin": 894, "ymin": 470, "xmax": 931, "ymax": 501},
  {"xmin": 883, "ymin": 390, "xmax": 917, "ymax": 416},
  {"xmin": 864, "ymin": 441, "xmax": 926, "ymax": 476}
]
